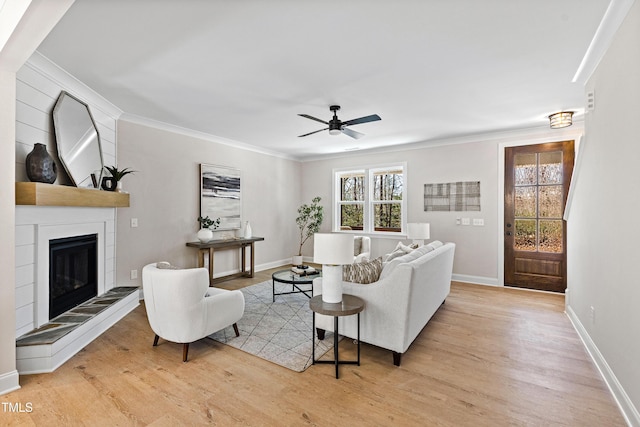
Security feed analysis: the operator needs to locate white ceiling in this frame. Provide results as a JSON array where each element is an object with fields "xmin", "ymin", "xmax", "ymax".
[{"xmin": 36, "ymin": 0, "xmax": 612, "ymax": 160}]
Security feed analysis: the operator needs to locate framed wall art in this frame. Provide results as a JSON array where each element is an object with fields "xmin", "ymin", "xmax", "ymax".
[
  {"xmin": 424, "ymin": 181, "xmax": 481, "ymax": 211},
  {"xmin": 200, "ymin": 163, "xmax": 241, "ymax": 230}
]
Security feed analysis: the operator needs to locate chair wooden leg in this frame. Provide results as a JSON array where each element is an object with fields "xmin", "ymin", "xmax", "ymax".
[
  {"xmin": 183, "ymin": 343, "xmax": 190, "ymax": 362},
  {"xmin": 233, "ymin": 323, "xmax": 240, "ymax": 337},
  {"xmin": 153, "ymin": 334, "xmax": 159, "ymax": 346}
]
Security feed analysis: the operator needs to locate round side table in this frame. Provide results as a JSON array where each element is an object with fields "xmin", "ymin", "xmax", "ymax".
[{"xmin": 309, "ymin": 294, "xmax": 365, "ymax": 379}]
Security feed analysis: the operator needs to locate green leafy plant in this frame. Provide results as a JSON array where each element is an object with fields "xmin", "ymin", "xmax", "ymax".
[
  {"xmin": 104, "ymin": 165, "xmax": 136, "ymax": 182},
  {"xmin": 296, "ymin": 196, "xmax": 324, "ymax": 256},
  {"xmin": 198, "ymin": 216, "xmax": 220, "ymax": 230}
]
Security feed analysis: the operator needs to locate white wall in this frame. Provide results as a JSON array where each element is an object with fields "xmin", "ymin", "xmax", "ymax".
[
  {"xmin": 566, "ymin": 0, "xmax": 640, "ymax": 423},
  {"xmin": 115, "ymin": 119, "xmax": 302, "ymax": 285},
  {"xmin": 302, "ymin": 137, "xmax": 499, "ymax": 284}
]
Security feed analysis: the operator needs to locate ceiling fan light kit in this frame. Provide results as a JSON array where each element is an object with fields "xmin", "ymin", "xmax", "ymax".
[{"xmin": 298, "ymin": 105, "xmax": 381, "ymax": 139}]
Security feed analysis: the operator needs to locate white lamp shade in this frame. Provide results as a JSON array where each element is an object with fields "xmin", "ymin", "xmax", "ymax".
[
  {"xmin": 313, "ymin": 233, "xmax": 354, "ymax": 265},
  {"xmin": 407, "ymin": 223, "xmax": 430, "ymax": 240}
]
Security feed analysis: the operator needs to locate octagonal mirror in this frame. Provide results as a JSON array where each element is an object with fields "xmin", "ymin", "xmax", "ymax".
[{"xmin": 52, "ymin": 91, "xmax": 104, "ymax": 188}]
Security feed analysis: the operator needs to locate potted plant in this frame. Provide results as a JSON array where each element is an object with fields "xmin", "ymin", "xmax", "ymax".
[
  {"xmin": 102, "ymin": 165, "xmax": 136, "ymax": 192},
  {"xmin": 294, "ymin": 196, "xmax": 324, "ymax": 266},
  {"xmin": 197, "ymin": 216, "xmax": 220, "ymax": 243}
]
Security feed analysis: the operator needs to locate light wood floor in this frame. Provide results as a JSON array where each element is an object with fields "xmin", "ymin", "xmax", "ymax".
[{"xmin": 2, "ymin": 268, "xmax": 626, "ymax": 426}]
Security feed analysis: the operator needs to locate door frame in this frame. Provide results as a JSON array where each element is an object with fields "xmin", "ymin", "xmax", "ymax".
[{"xmin": 496, "ymin": 128, "xmax": 583, "ymax": 288}]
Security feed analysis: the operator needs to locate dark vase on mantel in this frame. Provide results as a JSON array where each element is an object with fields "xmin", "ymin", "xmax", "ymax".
[{"xmin": 26, "ymin": 143, "xmax": 57, "ymax": 184}]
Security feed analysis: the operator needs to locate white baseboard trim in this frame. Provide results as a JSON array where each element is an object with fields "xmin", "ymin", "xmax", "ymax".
[
  {"xmin": 451, "ymin": 274, "xmax": 499, "ymax": 287},
  {"xmin": 0, "ymin": 370, "xmax": 20, "ymax": 396},
  {"xmin": 566, "ymin": 305, "xmax": 639, "ymax": 426}
]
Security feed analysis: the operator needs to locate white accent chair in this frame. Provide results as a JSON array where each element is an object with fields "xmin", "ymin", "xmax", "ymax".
[
  {"xmin": 142, "ymin": 263, "xmax": 245, "ymax": 362},
  {"xmin": 354, "ymin": 236, "xmax": 371, "ymax": 263}
]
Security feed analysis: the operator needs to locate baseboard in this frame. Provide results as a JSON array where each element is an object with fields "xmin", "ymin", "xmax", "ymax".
[
  {"xmin": 566, "ymin": 305, "xmax": 639, "ymax": 426},
  {"xmin": 0, "ymin": 370, "xmax": 20, "ymax": 396},
  {"xmin": 451, "ymin": 274, "xmax": 499, "ymax": 287}
]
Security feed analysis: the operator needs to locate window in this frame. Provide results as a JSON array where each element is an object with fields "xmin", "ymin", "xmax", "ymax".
[{"xmin": 334, "ymin": 164, "xmax": 406, "ymax": 234}]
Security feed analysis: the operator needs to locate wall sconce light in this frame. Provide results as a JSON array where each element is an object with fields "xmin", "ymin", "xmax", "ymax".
[{"xmin": 548, "ymin": 111, "xmax": 573, "ymax": 129}]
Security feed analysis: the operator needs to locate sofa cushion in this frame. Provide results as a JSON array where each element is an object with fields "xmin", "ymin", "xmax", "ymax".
[
  {"xmin": 380, "ymin": 245, "xmax": 435, "ymax": 280},
  {"xmin": 426, "ymin": 240, "xmax": 443, "ymax": 250},
  {"xmin": 343, "ymin": 257, "xmax": 383, "ymax": 284}
]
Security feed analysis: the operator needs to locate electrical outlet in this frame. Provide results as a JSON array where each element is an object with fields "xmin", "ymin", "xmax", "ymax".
[
  {"xmin": 131, "ymin": 269, "xmax": 138, "ymax": 280},
  {"xmin": 590, "ymin": 306, "xmax": 596, "ymax": 323},
  {"xmin": 131, "ymin": 218, "xmax": 138, "ymax": 228},
  {"xmin": 456, "ymin": 217, "xmax": 461, "ymax": 225}
]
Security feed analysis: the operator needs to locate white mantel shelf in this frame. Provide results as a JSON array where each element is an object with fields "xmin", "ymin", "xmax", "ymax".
[{"xmin": 15, "ymin": 182, "xmax": 130, "ymax": 208}]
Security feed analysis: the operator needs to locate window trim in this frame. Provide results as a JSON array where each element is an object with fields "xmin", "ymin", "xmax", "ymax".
[{"xmin": 333, "ymin": 162, "xmax": 407, "ymax": 236}]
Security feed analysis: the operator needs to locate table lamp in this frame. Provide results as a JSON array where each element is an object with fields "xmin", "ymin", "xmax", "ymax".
[
  {"xmin": 313, "ymin": 233, "xmax": 354, "ymax": 303},
  {"xmin": 407, "ymin": 223, "xmax": 430, "ymax": 246}
]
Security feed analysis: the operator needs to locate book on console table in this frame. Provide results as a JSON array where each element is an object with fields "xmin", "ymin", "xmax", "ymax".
[{"xmin": 291, "ymin": 266, "xmax": 318, "ymax": 276}]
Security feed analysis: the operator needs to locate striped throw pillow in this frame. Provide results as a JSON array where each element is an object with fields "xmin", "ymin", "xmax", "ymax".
[{"xmin": 343, "ymin": 257, "xmax": 383, "ymax": 284}]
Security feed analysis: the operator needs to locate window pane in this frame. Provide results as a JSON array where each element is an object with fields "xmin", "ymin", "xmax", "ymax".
[
  {"xmin": 340, "ymin": 173, "xmax": 365, "ymax": 201},
  {"xmin": 340, "ymin": 204, "xmax": 363, "ymax": 230},
  {"xmin": 373, "ymin": 203, "xmax": 401, "ymax": 232},
  {"xmin": 373, "ymin": 170, "xmax": 403, "ymax": 201},
  {"xmin": 539, "ymin": 185, "xmax": 563, "ymax": 218},
  {"xmin": 515, "ymin": 186, "xmax": 536, "ymax": 218},
  {"xmin": 515, "ymin": 219, "xmax": 536, "ymax": 251},
  {"xmin": 540, "ymin": 220, "xmax": 563, "ymax": 253},
  {"xmin": 539, "ymin": 151, "xmax": 562, "ymax": 184},
  {"xmin": 514, "ymin": 153, "xmax": 537, "ymax": 186}
]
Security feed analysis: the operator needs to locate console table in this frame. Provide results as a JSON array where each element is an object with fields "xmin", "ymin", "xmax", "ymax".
[{"xmin": 186, "ymin": 237, "xmax": 264, "ymax": 285}]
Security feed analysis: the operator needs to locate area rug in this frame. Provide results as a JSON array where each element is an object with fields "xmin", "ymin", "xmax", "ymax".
[{"xmin": 208, "ymin": 280, "xmax": 337, "ymax": 372}]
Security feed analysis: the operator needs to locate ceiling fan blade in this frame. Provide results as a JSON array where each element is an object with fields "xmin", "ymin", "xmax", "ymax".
[
  {"xmin": 298, "ymin": 128, "xmax": 328, "ymax": 138},
  {"xmin": 341, "ymin": 127, "xmax": 364, "ymax": 139},
  {"xmin": 298, "ymin": 114, "xmax": 329, "ymax": 125},
  {"xmin": 342, "ymin": 114, "xmax": 381, "ymax": 127}
]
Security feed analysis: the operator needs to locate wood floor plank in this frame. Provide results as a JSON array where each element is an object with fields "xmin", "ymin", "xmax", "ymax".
[{"xmin": 0, "ymin": 274, "xmax": 626, "ymax": 426}]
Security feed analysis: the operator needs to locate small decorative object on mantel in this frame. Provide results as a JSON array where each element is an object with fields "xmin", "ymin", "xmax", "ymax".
[
  {"xmin": 294, "ymin": 196, "xmax": 324, "ymax": 267},
  {"xmin": 244, "ymin": 221, "xmax": 252, "ymax": 239},
  {"xmin": 197, "ymin": 215, "xmax": 220, "ymax": 243},
  {"xmin": 26, "ymin": 143, "xmax": 57, "ymax": 184},
  {"xmin": 102, "ymin": 165, "xmax": 136, "ymax": 192}
]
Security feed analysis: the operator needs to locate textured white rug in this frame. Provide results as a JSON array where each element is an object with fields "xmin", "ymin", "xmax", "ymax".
[{"xmin": 208, "ymin": 280, "xmax": 337, "ymax": 372}]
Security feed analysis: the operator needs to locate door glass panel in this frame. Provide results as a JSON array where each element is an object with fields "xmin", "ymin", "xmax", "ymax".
[
  {"xmin": 515, "ymin": 219, "xmax": 536, "ymax": 251},
  {"xmin": 539, "ymin": 151, "xmax": 562, "ymax": 184},
  {"xmin": 515, "ymin": 153, "xmax": 537, "ymax": 185},
  {"xmin": 539, "ymin": 220, "xmax": 563, "ymax": 253},
  {"xmin": 515, "ymin": 186, "xmax": 536, "ymax": 217},
  {"xmin": 539, "ymin": 185, "xmax": 563, "ymax": 218}
]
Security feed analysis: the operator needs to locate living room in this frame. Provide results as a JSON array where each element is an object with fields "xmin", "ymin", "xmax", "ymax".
[{"xmin": 1, "ymin": 0, "xmax": 639, "ymax": 425}]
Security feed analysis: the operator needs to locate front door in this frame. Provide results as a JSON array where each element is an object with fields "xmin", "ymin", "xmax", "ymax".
[{"xmin": 504, "ymin": 141, "xmax": 574, "ymax": 293}]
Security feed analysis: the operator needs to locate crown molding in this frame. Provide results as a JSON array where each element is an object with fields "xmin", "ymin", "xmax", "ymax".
[
  {"xmin": 118, "ymin": 113, "xmax": 298, "ymax": 161},
  {"xmin": 25, "ymin": 51, "xmax": 123, "ymax": 119},
  {"xmin": 572, "ymin": 0, "xmax": 636, "ymax": 85}
]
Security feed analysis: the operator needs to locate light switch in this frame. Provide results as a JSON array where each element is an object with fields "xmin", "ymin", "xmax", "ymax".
[
  {"xmin": 462, "ymin": 218, "xmax": 470, "ymax": 226},
  {"xmin": 131, "ymin": 218, "xmax": 138, "ymax": 228},
  {"xmin": 473, "ymin": 218, "xmax": 484, "ymax": 226}
]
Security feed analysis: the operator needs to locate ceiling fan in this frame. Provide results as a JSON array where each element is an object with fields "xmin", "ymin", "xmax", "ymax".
[{"xmin": 298, "ymin": 105, "xmax": 381, "ymax": 139}]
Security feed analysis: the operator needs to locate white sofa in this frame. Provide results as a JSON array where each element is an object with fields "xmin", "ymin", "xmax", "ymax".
[{"xmin": 313, "ymin": 241, "xmax": 455, "ymax": 366}]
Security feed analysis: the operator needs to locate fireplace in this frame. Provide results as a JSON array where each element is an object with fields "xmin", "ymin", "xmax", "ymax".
[{"xmin": 49, "ymin": 234, "xmax": 98, "ymax": 319}]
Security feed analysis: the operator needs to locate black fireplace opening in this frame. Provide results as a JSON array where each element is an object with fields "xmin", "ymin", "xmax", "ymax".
[{"xmin": 49, "ymin": 234, "xmax": 98, "ymax": 319}]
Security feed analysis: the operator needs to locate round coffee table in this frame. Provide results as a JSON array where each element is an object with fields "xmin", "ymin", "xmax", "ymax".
[{"xmin": 271, "ymin": 269, "xmax": 321, "ymax": 302}]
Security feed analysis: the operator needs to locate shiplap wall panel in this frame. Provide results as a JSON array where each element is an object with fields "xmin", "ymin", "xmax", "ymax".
[{"xmin": 14, "ymin": 53, "xmax": 123, "ymax": 338}]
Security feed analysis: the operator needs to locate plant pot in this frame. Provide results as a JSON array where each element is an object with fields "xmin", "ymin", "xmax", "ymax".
[
  {"xmin": 292, "ymin": 255, "xmax": 303, "ymax": 266},
  {"xmin": 197, "ymin": 228, "xmax": 214, "ymax": 243}
]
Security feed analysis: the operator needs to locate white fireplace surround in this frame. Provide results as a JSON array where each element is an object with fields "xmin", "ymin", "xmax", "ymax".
[{"xmin": 15, "ymin": 206, "xmax": 116, "ymax": 337}]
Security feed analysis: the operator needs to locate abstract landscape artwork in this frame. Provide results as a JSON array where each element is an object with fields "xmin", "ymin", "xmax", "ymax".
[{"xmin": 200, "ymin": 164, "xmax": 241, "ymax": 230}]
